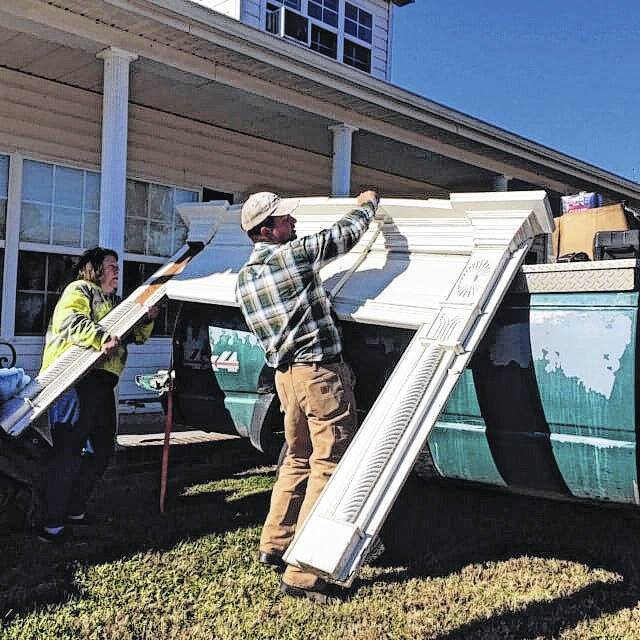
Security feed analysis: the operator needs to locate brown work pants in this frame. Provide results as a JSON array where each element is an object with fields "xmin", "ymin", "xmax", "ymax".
[{"xmin": 260, "ymin": 360, "xmax": 357, "ymax": 589}]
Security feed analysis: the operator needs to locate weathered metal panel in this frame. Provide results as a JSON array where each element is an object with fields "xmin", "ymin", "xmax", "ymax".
[
  {"xmin": 429, "ymin": 369, "xmax": 506, "ymax": 485},
  {"xmin": 530, "ymin": 291, "xmax": 639, "ymax": 503},
  {"xmin": 426, "ymin": 289, "xmax": 639, "ymax": 505}
]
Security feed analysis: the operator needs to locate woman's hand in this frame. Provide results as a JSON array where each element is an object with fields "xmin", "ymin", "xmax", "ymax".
[
  {"xmin": 101, "ymin": 335, "xmax": 121, "ymax": 355},
  {"xmin": 146, "ymin": 305, "xmax": 160, "ymax": 321}
]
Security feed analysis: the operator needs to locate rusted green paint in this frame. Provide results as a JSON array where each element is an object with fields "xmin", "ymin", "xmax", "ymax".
[{"xmin": 429, "ymin": 369, "xmax": 506, "ymax": 486}]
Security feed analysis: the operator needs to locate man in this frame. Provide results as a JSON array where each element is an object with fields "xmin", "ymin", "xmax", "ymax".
[{"xmin": 235, "ymin": 189, "xmax": 380, "ymax": 602}]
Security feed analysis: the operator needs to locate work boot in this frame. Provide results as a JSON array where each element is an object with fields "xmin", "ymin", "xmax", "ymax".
[
  {"xmin": 280, "ymin": 579, "xmax": 345, "ymax": 604},
  {"xmin": 258, "ymin": 551, "xmax": 286, "ymax": 571}
]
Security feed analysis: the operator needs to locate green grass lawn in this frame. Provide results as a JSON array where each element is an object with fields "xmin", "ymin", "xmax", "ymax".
[{"xmin": 2, "ymin": 456, "xmax": 640, "ymax": 639}]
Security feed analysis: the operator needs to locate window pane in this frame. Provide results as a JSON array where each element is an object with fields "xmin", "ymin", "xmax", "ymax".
[
  {"xmin": 48, "ymin": 254, "xmax": 77, "ymax": 293},
  {"xmin": 148, "ymin": 221, "xmax": 172, "ymax": 257},
  {"xmin": 324, "ymin": 8, "xmax": 337, "ymax": 27},
  {"xmin": 308, "ymin": 2, "xmax": 322, "ymax": 19},
  {"xmin": 123, "ymin": 260, "xmax": 171, "ymax": 335},
  {"xmin": 126, "ymin": 180, "xmax": 148, "ymax": 218},
  {"xmin": 149, "ymin": 184, "xmax": 173, "ymax": 223},
  {"xmin": 284, "ymin": 10, "xmax": 308, "ymax": 42},
  {"xmin": 359, "ymin": 25, "xmax": 372, "ymax": 43},
  {"xmin": 85, "ymin": 172, "xmax": 101, "ymax": 211},
  {"xmin": 22, "ymin": 160, "xmax": 53, "ymax": 203},
  {"xmin": 122, "ymin": 261, "xmax": 144, "ymax": 297},
  {"xmin": 52, "ymin": 206, "xmax": 82, "ymax": 247},
  {"xmin": 45, "ymin": 293, "xmax": 60, "ymax": 329},
  {"xmin": 173, "ymin": 224, "xmax": 188, "ymax": 252},
  {"xmin": 17, "ymin": 251, "xmax": 46, "ymax": 290},
  {"xmin": 15, "ymin": 292, "xmax": 45, "ymax": 335},
  {"xmin": 0, "ymin": 155, "xmax": 8, "ymax": 197},
  {"xmin": 125, "ymin": 218, "xmax": 147, "ymax": 254},
  {"xmin": 326, "ymin": 0, "xmax": 338, "ymax": 10},
  {"xmin": 345, "ymin": 19, "xmax": 357, "ymax": 37},
  {"xmin": 361, "ymin": 11, "xmax": 372, "ymax": 27},
  {"xmin": 311, "ymin": 25, "xmax": 337, "ymax": 58},
  {"xmin": 344, "ymin": 39, "xmax": 371, "ymax": 72},
  {"xmin": 345, "ymin": 3, "xmax": 357, "ymax": 19},
  {"xmin": 83, "ymin": 210, "xmax": 99, "ymax": 248},
  {"xmin": 54, "ymin": 166, "xmax": 83, "ymax": 208},
  {"xmin": 20, "ymin": 202, "xmax": 51, "ymax": 243}
]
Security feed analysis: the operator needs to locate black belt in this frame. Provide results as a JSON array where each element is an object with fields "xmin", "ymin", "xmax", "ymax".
[{"xmin": 276, "ymin": 354, "xmax": 343, "ymax": 372}]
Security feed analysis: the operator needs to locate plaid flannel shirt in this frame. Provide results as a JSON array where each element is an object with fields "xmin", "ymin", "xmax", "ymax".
[{"xmin": 236, "ymin": 201, "xmax": 376, "ymax": 368}]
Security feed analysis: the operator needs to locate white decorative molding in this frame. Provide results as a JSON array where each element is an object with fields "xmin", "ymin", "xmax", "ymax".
[{"xmin": 97, "ymin": 46, "xmax": 138, "ymax": 288}]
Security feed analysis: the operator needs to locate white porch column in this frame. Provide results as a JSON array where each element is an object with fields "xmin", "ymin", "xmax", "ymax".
[
  {"xmin": 493, "ymin": 174, "xmax": 511, "ymax": 192},
  {"xmin": 329, "ymin": 124, "xmax": 358, "ymax": 197},
  {"xmin": 97, "ymin": 47, "xmax": 137, "ymax": 283}
]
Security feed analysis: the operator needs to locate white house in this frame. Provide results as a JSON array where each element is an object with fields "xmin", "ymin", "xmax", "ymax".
[{"xmin": 0, "ymin": 0, "xmax": 638, "ymax": 418}]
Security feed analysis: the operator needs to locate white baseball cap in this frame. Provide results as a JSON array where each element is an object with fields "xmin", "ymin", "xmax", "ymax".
[{"xmin": 240, "ymin": 192, "xmax": 299, "ymax": 232}]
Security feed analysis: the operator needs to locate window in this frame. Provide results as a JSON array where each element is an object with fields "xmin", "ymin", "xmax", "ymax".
[
  {"xmin": 124, "ymin": 179, "xmax": 198, "ymax": 336},
  {"xmin": 0, "ymin": 154, "xmax": 8, "ymax": 240},
  {"xmin": 122, "ymin": 261, "xmax": 181, "ymax": 336},
  {"xmin": 15, "ymin": 251, "xmax": 78, "ymax": 335},
  {"xmin": 308, "ymin": 0, "xmax": 338, "ymax": 28},
  {"xmin": 343, "ymin": 38, "xmax": 371, "ymax": 72},
  {"xmin": 310, "ymin": 24, "xmax": 337, "ymax": 58},
  {"xmin": 345, "ymin": 3, "xmax": 372, "ymax": 43},
  {"xmin": 20, "ymin": 160, "xmax": 100, "ymax": 248},
  {"xmin": 266, "ymin": 3, "xmax": 281, "ymax": 34},
  {"xmin": 125, "ymin": 180, "xmax": 197, "ymax": 258}
]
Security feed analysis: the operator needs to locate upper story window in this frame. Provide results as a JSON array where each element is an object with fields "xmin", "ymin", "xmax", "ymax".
[
  {"xmin": 20, "ymin": 160, "xmax": 100, "ymax": 248},
  {"xmin": 265, "ymin": 1, "xmax": 374, "ymax": 73},
  {"xmin": 308, "ymin": 0, "xmax": 338, "ymax": 28}
]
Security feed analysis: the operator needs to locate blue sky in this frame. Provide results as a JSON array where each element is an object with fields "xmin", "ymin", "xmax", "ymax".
[{"xmin": 390, "ymin": 1, "xmax": 639, "ymax": 183}]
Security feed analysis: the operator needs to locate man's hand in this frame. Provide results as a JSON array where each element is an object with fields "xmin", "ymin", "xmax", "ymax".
[
  {"xmin": 357, "ymin": 190, "xmax": 379, "ymax": 208},
  {"xmin": 101, "ymin": 335, "xmax": 121, "ymax": 356}
]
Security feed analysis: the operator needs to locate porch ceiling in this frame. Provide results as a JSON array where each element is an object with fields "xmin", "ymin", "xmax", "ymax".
[{"xmin": 1, "ymin": 0, "xmax": 639, "ymax": 205}]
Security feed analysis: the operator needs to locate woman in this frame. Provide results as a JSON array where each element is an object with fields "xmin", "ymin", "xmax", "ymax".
[{"xmin": 38, "ymin": 247, "xmax": 158, "ymax": 543}]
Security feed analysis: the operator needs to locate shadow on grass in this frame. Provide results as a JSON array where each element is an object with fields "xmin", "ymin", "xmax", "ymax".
[
  {"xmin": 3, "ymin": 459, "xmax": 640, "ymax": 638},
  {"xmin": 368, "ymin": 475, "xmax": 640, "ymax": 639},
  {"xmin": 0, "ymin": 451, "xmax": 274, "ymax": 622}
]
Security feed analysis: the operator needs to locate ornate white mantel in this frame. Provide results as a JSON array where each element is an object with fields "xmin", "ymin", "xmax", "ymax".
[{"xmin": 164, "ymin": 191, "xmax": 553, "ymax": 585}]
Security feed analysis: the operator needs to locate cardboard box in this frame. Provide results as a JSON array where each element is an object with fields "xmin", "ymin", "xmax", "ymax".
[{"xmin": 553, "ymin": 204, "xmax": 628, "ymax": 260}]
